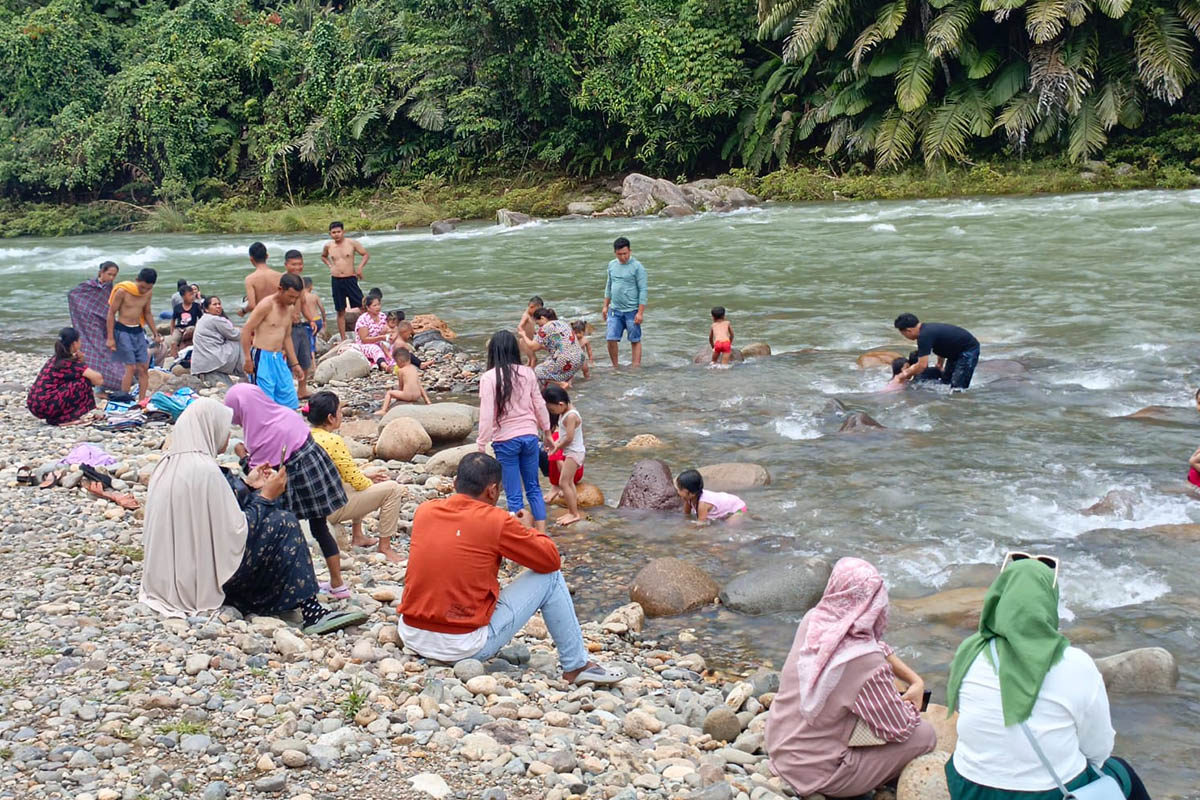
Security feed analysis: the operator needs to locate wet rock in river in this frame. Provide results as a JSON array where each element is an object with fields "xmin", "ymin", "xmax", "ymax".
[
  {"xmin": 838, "ymin": 411, "xmax": 885, "ymax": 432},
  {"xmin": 892, "ymin": 586, "xmax": 988, "ymax": 629},
  {"xmin": 1121, "ymin": 405, "xmax": 1195, "ymax": 426},
  {"xmin": 629, "ymin": 558, "xmax": 719, "ymax": 616},
  {"xmin": 698, "ymin": 462, "xmax": 771, "ymax": 492},
  {"xmin": 1095, "ymin": 647, "xmax": 1178, "ymax": 693},
  {"xmin": 550, "ymin": 481, "xmax": 605, "ymax": 508},
  {"xmin": 496, "ymin": 209, "xmax": 533, "ymax": 227},
  {"xmin": 625, "ymin": 434, "xmax": 664, "ymax": 449},
  {"xmin": 693, "ymin": 345, "xmax": 744, "ymax": 364},
  {"xmin": 1080, "ymin": 488, "xmax": 1137, "ymax": 519},
  {"xmin": 740, "ymin": 342, "xmax": 772, "ymax": 357},
  {"xmin": 719, "ymin": 557, "xmax": 831, "ymax": 616},
  {"xmin": 857, "ymin": 349, "xmax": 903, "ymax": 368},
  {"xmin": 618, "ymin": 459, "xmax": 684, "ymax": 511},
  {"xmin": 430, "ymin": 219, "xmax": 458, "ymax": 235}
]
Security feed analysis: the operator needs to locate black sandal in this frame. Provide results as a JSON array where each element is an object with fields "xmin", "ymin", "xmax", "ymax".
[
  {"xmin": 16, "ymin": 466, "xmax": 34, "ymax": 486},
  {"xmin": 79, "ymin": 464, "xmax": 113, "ymax": 490}
]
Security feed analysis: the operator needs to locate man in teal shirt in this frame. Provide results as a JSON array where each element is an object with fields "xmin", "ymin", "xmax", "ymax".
[{"xmin": 601, "ymin": 236, "xmax": 647, "ymax": 367}]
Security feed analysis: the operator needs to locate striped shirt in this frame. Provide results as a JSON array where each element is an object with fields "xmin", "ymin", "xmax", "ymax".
[{"xmin": 851, "ymin": 659, "xmax": 922, "ymax": 742}]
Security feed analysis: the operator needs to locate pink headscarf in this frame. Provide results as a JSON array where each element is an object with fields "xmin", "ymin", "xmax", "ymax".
[
  {"xmin": 791, "ymin": 557, "xmax": 890, "ymax": 719},
  {"xmin": 224, "ymin": 383, "xmax": 310, "ymax": 468}
]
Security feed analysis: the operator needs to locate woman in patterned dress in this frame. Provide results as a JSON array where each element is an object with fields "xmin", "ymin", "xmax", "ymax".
[
  {"xmin": 352, "ymin": 295, "xmax": 393, "ymax": 370},
  {"xmin": 519, "ymin": 307, "xmax": 584, "ymax": 388},
  {"xmin": 27, "ymin": 327, "xmax": 102, "ymax": 426},
  {"xmin": 139, "ymin": 398, "xmax": 365, "ymax": 634}
]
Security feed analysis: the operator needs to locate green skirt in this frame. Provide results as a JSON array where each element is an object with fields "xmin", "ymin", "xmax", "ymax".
[{"xmin": 946, "ymin": 755, "xmax": 1133, "ymax": 800}]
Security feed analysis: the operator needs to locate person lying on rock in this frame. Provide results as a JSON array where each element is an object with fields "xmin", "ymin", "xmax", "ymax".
[
  {"xmin": 944, "ymin": 554, "xmax": 1151, "ymax": 800},
  {"xmin": 397, "ymin": 452, "xmax": 623, "ymax": 685}
]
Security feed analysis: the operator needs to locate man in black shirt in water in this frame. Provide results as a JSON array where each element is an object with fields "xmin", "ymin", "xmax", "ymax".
[{"xmin": 893, "ymin": 313, "xmax": 980, "ymax": 391}]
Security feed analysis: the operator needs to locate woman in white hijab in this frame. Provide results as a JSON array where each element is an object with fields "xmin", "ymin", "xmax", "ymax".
[{"xmin": 139, "ymin": 398, "xmax": 366, "ymax": 635}]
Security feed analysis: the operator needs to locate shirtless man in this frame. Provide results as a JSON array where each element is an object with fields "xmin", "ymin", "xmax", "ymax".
[
  {"xmin": 240, "ymin": 242, "xmax": 282, "ymax": 316},
  {"xmin": 376, "ymin": 348, "xmax": 430, "ymax": 415},
  {"xmin": 321, "ymin": 221, "xmax": 370, "ymax": 341},
  {"xmin": 518, "ymin": 295, "xmax": 543, "ymax": 367},
  {"xmin": 106, "ymin": 267, "xmax": 161, "ymax": 401},
  {"xmin": 241, "ymin": 273, "xmax": 305, "ymax": 409},
  {"xmin": 283, "ymin": 250, "xmax": 316, "ymax": 399}
]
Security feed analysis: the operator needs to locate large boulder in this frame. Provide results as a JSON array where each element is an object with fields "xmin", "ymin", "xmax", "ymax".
[
  {"xmin": 922, "ymin": 703, "xmax": 958, "ymax": 754},
  {"xmin": 567, "ymin": 201, "xmax": 596, "ymax": 215},
  {"xmin": 857, "ymin": 349, "xmax": 904, "ymax": 368},
  {"xmin": 839, "ymin": 412, "xmax": 885, "ymax": 432},
  {"xmin": 622, "ymin": 173, "xmax": 691, "ymax": 210},
  {"xmin": 893, "ymin": 587, "xmax": 988, "ymax": 629},
  {"xmin": 425, "ymin": 443, "xmax": 493, "ymax": 477},
  {"xmin": 629, "ymin": 558, "xmax": 719, "ymax": 617},
  {"xmin": 659, "ymin": 204, "xmax": 694, "ymax": 218},
  {"xmin": 410, "ymin": 314, "xmax": 457, "ymax": 341},
  {"xmin": 1080, "ymin": 488, "xmax": 1137, "ymax": 519},
  {"xmin": 381, "ymin": 402, "xmax": 478, "ymax": 443},
  {"xmin": 719, "ymin": 557, "xmax": 832, "ymax": 616},
  {"xmin": 550, "ymin": 482, "xmax": 605, "ymax": 508},
  {"xmin": 314, "ymin": 350, "xmax": 372, "ymax": 385},
  {"xmin": 430, "ymin": 218, "xmax": 459, "ymax": 235},
  {"xmin": 338, "ymin": 417, "xmax": 379, "ymax": 441},
  {"xmin": 375, "ymin": 417, "xmax": 433, "ymax": 462},
  {"xmin": 618, "ymin": 459, "xmax": 684, "ymax": 511},
  {"xmin": 496, "ymin": 208, "xmax": 533, "ymax": 227},
  {"xmin": 740, "ymin": 342, "xmax": 772, "ymax": 357},
  {"xmin": 698, "ymin": 463, "xmax": 771, "ymax": 492},
  {"xmin": 710, "ymin": 184, "xmax": 759, "ymax": 209},
  {"xmin": 1095, "ymin": 647, "xmax": 1178, "ymax": 694},
  {"xmin": 693, "ymin": 345, "xmax": 744, "ymax": 364},
  {"xmin": 897, "ymin": 751, "xmax": 951, "ymax": 800}
]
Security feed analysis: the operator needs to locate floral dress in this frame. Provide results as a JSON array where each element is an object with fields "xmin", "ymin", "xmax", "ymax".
[
  {"xmin": 534, "ymin": 320, "xmax": 585, "ymax": 384},
  {"xmin": 26, "ymin": 356, "xmax": 95, "ymax": 425},
  {"xmin": 354, "ymin": 311, "xmax": 393, "ymax": 368}
]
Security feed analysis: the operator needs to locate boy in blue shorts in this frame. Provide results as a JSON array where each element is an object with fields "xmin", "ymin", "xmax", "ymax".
[
  {"xmin": 601, "ymin": 236, "xmax": 647, "ymax": 368},
  {"xmin": 241, "ymin": 273, "xmax": 305, "ymax": 408}
]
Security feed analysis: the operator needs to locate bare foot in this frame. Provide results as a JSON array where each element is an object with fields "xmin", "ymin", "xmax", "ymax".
[
  {"xmin": 555, "ymin": 513, "xmax": 581, "ymax": 526},
  {"xmin": 545, "ymin": 488, "xmax": 563, "ymax": 503},
  {"xmin": 351, "ymin": 534, "xmax": 379, "ymax": 548},
  {"xmin": 373, "ymin": 409, "xmax": 386, "ymax": 416},
  {"xmin": 378, "ymin": 546, "xmax": 404, "ymax": 563}
]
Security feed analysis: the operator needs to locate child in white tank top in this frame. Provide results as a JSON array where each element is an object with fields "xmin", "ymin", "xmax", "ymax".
[{"xmin": 542, "ymin": 385, "xmax": 586, "ymax": 526}]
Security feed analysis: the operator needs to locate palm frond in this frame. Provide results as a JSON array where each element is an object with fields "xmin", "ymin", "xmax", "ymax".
[
  {"xmin": 895, "ymin": 44, "xmax": 936, "ymax": 111},
  {"xmin": 847, "ymin": 113, "xmax": 884, "ymax": 155},
  {"xmin": 1025, "ymin": 0, "xmax": 1069, "ymax": 43},
  {"xmin": 1134, "ymin": 10, "xmax": 1198, "ymax": 102},
  {"xmin": 349, "ymin": 106, "xmax": 381, "ymax": 140},
  {"xmin": 955, "ymin": 81, "xmax": 997, "ymax": 135},
  {"xmin": 996, "ymin": 90, "xmax": 1043, "ymax": 147},
  {"xmin": 868, "ymin": 41, "xmax": 907, "ymax": 75},
  {"xmin": 1032, "ymin": 111, "xmax": 1060, "ymax": 143},
  {"xmin": 1030, "ymin": 41, "xmax": 1092, "ymax": 114},
  {"xmin": 874, "ymin": 108, "xmax": 919, "ymax": 166},
  {"xmin": 758, "ymin": 0, "xmax": 809, "ymax": 37},
  {"xmin": 1064, "ymin": 0, "xmax": 1092, "ymax": 26},
  {"xmin": 988, "ymin": 60, "xmax": 1030, "ymax": 104},
  {"xmin": 967, "ymin": 47, "xmax": 1002, "ymax": 78},
  {"xmin": 877, "ymin": 0, "xmax": 909, "ymax": 37},
  {"xmin": 981, "ymin": 0, "xmax": 1029, "ymax": 11},
  {"xmin": 407, "ymin": 99, "xmax": 446, "ymax": 131},
  {"xmin": 927, "ymin": 1, "xmax": 979, "ymax": 57},
  {"xmin": 1179, "ymin": 0, "xmax": 1200, "ymax": 34},
  {"xmin": 1096, "ymin": 0, "xmax": 1133, "ymax": 18},
  {"xmin": 850, "ymin": 24, "xmax": 884, "ymax": 71},
  {"xmin": 923, "ymin": 101, "xmax": 973, "ymax": 163},
  {"xmin": 784, "ymin": 0, "xmax": 847, "ymax": 61},
  {"xmin": 1068, "ymin": 95, "xmax": 1106, "ymax": 160},
  {"xmin": 825, "ymin": 116, "xmax": 853, "ymax": 153}
]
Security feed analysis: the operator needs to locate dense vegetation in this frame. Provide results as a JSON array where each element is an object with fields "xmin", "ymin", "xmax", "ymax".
[{"xmin": 0, "ymin": 0, "xmax": 1197, "ymax": 208}]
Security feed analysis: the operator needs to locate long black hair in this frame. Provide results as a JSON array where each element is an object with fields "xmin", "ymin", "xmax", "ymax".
[
  {"xmin": 542, "ymin": 384, "xmax": 569, "ymax": 430},
  {"xmin": 54, "ymin": 327, "xmax": 80, "ymax": 361},
  {"xmin": 486, "ymin": 330, "xmax": 523, "ymax": 422}
]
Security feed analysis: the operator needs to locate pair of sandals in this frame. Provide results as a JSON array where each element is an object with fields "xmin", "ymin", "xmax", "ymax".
[
  {"xmin": 17, "ymin": 465, "xmax": 68, "ymax": 489},
  {"xmin": 302, "ymin": 608, "xmax": 369, "ymax": 635},
  {"xmin": 78, "ymin": 465, "xmax": 139, "ymax": 510}
]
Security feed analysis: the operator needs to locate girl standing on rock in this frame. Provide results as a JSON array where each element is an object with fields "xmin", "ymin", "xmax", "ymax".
[
  {"xmin": 541, "ymin": 384, "xmax": 585, "ymax": 526},
  {"xmin": 225, "ymin": 384, "xmax": 352, "ymax": 599},
  {"xmin": 140, "ymin": 398, "xmax": 365, "ymax": 634},
  {"xmin": 477, "ymin": 330, "xmax": 551, "ymax": 533}
]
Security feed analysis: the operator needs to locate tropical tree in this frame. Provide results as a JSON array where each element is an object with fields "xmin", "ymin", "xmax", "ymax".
[{"xmin": 736, "ymin": 0, "xmax": 1200, "ymax": 167}]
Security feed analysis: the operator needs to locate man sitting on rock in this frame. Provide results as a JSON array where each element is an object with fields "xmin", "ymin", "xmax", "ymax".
[{"xmin": 397, "ymin": 452, "xmax": 624, "ymax": 685}]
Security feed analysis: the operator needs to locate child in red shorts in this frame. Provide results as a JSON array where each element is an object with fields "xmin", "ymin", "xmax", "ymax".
[{"xmin": 710, "ymin": 306, "xmax": 734, "ymax": 365}]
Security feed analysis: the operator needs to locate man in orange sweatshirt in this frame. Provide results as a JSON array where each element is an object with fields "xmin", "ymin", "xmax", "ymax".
[{"xmin": 398, "ymin": 453, "xmax": 623, "ymax": 685}]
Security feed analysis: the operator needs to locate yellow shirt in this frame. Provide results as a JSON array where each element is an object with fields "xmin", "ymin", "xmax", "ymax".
[{"xmin": 311, "ymin": 428, "xmax": 371, "ymax": 492}]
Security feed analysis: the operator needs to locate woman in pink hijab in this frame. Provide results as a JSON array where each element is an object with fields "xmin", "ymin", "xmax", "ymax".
[{"xmin": 766, "ymin": 558, "xmax": 935, "ymax": 797}]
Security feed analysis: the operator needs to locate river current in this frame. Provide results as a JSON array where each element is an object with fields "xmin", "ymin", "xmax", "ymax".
[{"xmin": 2, "ymin": 190, "xmax": 1198, "ymax": 794}]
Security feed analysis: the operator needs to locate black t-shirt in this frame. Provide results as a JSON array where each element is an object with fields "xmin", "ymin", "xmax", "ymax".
[
  {"xmin": 172, "ymin": 302, "xmax": 202, "ymax": 329},
  {"xmin": 915, "ymin": 322, "xmax": 978, "ymax": 360}
]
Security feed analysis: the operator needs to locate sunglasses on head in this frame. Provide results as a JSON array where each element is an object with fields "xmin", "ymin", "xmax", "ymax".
[{"xmin": 1002, "ymin": 551, "xmax": 1059, "ymax": 587}]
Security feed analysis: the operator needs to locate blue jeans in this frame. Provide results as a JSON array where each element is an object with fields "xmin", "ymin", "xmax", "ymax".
[
  {"xmin": 943, "ymin": 345, "xmax": 980, "ymax": 390},
  {"xmin": 472, "ymin": 569, "xmax": 587, "ymax": 672},
  {"xmin": 492, "ymin": 435, "xmax": 547, "ymax": 521},
  {"xmin": 605, "ymin": 309, "xmax": 642, "ymax": 343}
]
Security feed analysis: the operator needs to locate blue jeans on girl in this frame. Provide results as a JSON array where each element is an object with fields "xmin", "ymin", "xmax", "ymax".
[{"xmin": 492, "ymin": 434, "xmax": 547, "ymax": 521}]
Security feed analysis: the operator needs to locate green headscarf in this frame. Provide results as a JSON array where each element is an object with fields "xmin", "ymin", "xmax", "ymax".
[{"xmin": 945, "ymin": 558, "xmax": 1069, "ymax": 726}]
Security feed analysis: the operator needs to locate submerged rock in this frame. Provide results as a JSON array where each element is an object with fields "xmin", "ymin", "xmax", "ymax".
[
  {"xmin": 692, "ymin": 345, "xmax": 744, "ymax": 364},
  {"xmin": 1095, "ymin": 647, "xmax": 1178, "ymax": 693},
  {"xmin": 892, "ymin": 586, "xmax": 988, "ymax": 629},
  {"xmin": 719, "ymin": 557, "xmax": 832, "ymax": 616},
  {"xmin": 496, "ymin": 209, "xmax": 533, "ymax": 227},
  {"xmin": 1121, "ymin": 405, "xmax": 1194, "ymax": 426},
  {"xmin": 1080, "ymin": 488, "xmax": 1137, "ymax": 519},
  {"xmin": 839, "ymin": 411, "xmax": 885, "ymax": 432},
  {"xmin": 629, "ymin": 558, "xmax": 719, "ymax": 617},
  {"xmin": 975, "ymin": 358, "xmax": 1028, "ymax": 376},
  {"xmin": 550, "ymin": 481, "xmax": 605, "ymax": 508},
  {"xmin": 740, "ymin": 342, "xmax": 772, "ymax": 357},
  {"xmin": 430, "ymin": 219, "xmax": 459, "ymax": 235},
  {"xmin": 618, "ymin": 459, "xmax": 684, "ymax": 511},
  {"xmin": 857, "ymin": 349, "xmax": 904, "ymax": 368},
  {"xmin": 625, "ymin": 434, "xmax": 664, "ymax": 449},
  {"xmin": 697, "ymin": 462, "xmax": 771, "ymax": 492}
]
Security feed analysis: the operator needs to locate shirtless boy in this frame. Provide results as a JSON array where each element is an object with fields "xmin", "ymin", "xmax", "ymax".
[
  {"xmin": 106, "ymin": 267, "xmax": 161, "ymax": 400},
  {"xmin": 283, "ymin": 250, "xmax": 316, "ymax": 399},
  {"xmin": 241, "ymin": 273, "xmax": 305, "ymax": 409},
  {"xmin": 321, "ymin": 221, "xmax": 370, "ymax": 341},
  {"xmin": 709, "ymin": 306, "xmax": 734, "ymax": 366},
  {"xmin": 518, "ymin": 295, "xmax": 543, "ymax": 367},
  {"xmin": 393, "ymin": 320, "xmax": 422, "ymax": 369},
  {"xmin": 376, "ymin": 348, "xmax": 430, "ymax": 415},
  {"xmin": 241, "ymin": 242, "xmax": 282, "ymax": 316},
  {"xmin": 301, "ymin": 277, "xmax": 327, "ymax": 352}
]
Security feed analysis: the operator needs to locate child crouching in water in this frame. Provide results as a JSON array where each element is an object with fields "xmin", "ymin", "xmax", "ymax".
[
  {"xmin": 542, "ymin": 385, "xmax": 585, "ymax": 526},
  {"xmin": 571, "ymin": 320, "xmax": 594, "ymax": 379},
  {"xmin": 675, "ymin": 469, "xmax": 746, "ymax": 524},
  {"xmin": 376, "ymin": 347, "xmax": 430, "ymax": 415}
]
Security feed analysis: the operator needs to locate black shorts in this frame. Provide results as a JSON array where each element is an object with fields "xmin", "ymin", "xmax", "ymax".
[
  {"xmin": 291, "ymin": 323, "xmax": 313, "ymax": 370},
  {"xmin": 331, "ymin": 276, "xmax": 363, "ymax": 313}
]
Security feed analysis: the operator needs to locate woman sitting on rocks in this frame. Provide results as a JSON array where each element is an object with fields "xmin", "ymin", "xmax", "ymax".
[
  {"xmin": 138, "ymin": 398, "xmax": 365, "ymax": 635},
  {"xmin": 27, "ymin": 327, "xmax": 103, "ymax": 426},
  {"xmin": 306, "ymin": 391, "xmax": 406, "ymax": 563},
  {"xmin": 353, "ymin": 294, "xmax": 393, "ymax": 370},
  {"xmin": 190, "ymin": 296, "xmax": 244, "ymax": 378},
  {"xmin": 766, "ymin": 557, "xmax": 935, "ymax": 797},
  {"xmin": 945, "ymin": 554, "xmax": 1151, "ymax": 800},
  {"xmin": 518, "ymin": 307, "xmax": 585, "ymax": 388}
]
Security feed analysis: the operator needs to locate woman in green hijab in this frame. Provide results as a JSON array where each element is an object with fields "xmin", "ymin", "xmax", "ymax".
[{"xmin": 943, "ymin": 557, "xmax": 1150, "ymax": 800}]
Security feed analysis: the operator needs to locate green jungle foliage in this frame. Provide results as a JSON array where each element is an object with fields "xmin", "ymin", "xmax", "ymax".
[{"xmin": 0, "ymin": 0, "xmax": 1196, "ymax": 205}]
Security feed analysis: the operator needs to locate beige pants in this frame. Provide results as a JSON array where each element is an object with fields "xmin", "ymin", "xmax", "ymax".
[{"xmin": 327, "ymin": 480, "xmax": 404, "ymax": 539}]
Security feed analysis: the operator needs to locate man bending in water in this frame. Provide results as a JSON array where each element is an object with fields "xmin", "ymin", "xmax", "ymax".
[
  {"xmin": 106, "ymin": 267, "xmax": 161, "ymax": 401},
  {"xmin": 321, "ymin": 221, "xmax": 370, "ymax": 341},
  {"xmin": 893, "ymin": 313, "xmax": 980, "ymax": 391},
  {"xmin": 242, "ymin": 273, "xmax": 305, "ymax": 409}
]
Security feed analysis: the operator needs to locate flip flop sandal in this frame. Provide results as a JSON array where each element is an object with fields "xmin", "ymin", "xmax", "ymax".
[
  {"xmin": 16, "ymin": 466, "xmax": 35, "ymax": 485},
  {"xmin": 301, "ymin": 609, "xmax": 369, "ymax": 636},
  {"xmin": 80, "ymin": 464, "xmax": 113, "ymax": 490},
  {"xmin": 39, "ymin": 470, "xmax": 64, "ymax": 489},
  {"xmin": 318, "ymin": 581, "xmax": 353, "ymax": 600},
  {"xmin": 571, "ymin": 664, "xmax": 626, "ymax": 686}
]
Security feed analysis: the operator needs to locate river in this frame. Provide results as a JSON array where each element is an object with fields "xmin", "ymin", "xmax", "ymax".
[{"xmin": 3, "ymin": 190, "xmax": 1199, "ymax": 795}]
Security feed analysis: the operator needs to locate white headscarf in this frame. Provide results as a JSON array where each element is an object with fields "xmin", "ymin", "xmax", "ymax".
[{"xmin": 139, "ymin": 398, "xmax": 247, "ymax": 618}]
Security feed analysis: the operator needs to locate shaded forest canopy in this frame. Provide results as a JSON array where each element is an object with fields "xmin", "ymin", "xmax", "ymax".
[{"xmin": 0, "ymin": 0, "xmax": 1198, "ymax": 204}]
